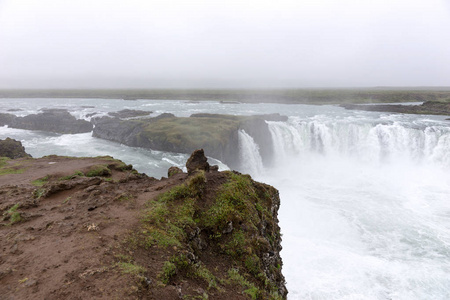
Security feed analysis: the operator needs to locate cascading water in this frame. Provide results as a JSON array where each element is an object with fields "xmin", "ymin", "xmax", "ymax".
[
  {"xmin": 262, "ymin": 118, "xmax": 450, "ymax": 299},
  {"xmin": 238, "ymin": 129, "xmax": 264, "ymax": 176},
  {"xmin": 267, "ymin": 119, "xmax": 450, "ymax": 167}
]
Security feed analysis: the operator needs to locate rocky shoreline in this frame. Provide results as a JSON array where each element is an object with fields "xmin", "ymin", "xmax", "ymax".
[
  {"xmin": 0, "ymin": 143, "xmax": 287, "ymax": 299},
  {"xmin": 340, "ymin": 101, "xmax": 450, "ymax": 118}
]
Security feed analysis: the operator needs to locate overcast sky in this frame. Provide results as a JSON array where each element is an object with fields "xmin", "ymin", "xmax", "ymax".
[{"xmin": 0, "ymin": 0, "xmax": 449, "ymax": 89}]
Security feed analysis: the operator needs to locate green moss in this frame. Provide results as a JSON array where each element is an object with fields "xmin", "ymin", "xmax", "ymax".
[
  {"xmin": 5, "ymin": 204, "xmax": 22, "ymax": 225},
  {"xmin": 164, "ymin": 254, "xmax": 219, "ymax": 290},
  {"xmin": 31, "ymin": 175, "xmax": 49, "ymax": 187},
  {"xmin": 0, "ymin": 157, "xmax": 8, "ymax": 167},
  {"xmin": 59, "ymin": 171, "xmax": 84, "ymax": 180},
  {"xmin": 85, "ymin": 165, "xmax": 111, "ymax": 177},
  {"xmin": 117, "ymin": 262, "xmax": 146, "ymax": 276},
  {"xmin": 227, "ymin": 268, "xmax": 260, "ymax": 300},
  {"xmin": 193, "ymin": 264, "xmax": 218, "ymax": 290},
  {"xmin": 142, "ymin": 227, "xmax": 182, "ymax": 248},
  {"xmin": 141, "ymin": 117, "xmax": 240, "ymax": 151},
  {"xmin": 159, "ymin": 261, "xmax": 177, "ymax": 284},
  {"xmin": 0, "ymin": 158, "xmax": 26, "ymax": 176},
  {"xmin": 33, "ymin": 188, "xmax": 46, "ymax": 199},
  {"xmin": 115, "ymin": 193, "xmax": 134, "ymax": 202},
  {"xmin": 244, "ymin": 254, "xmax": 261, "ymax": 276},
  {"xmin": 225, "ymin": 230, "xmax": 246, "ymax": 257},
  {"xmin": 201, "ymin": 172, "xmax": 259, "ymax": 233},
  {"xmin": 140, "ymin": 172, "xmax": 205, "ymax": 249}
]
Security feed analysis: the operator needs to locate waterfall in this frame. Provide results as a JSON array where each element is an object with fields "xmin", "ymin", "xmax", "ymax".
[
  {"xmin": 267, "ymin": 120, "xmax": 450, "ymax": 167},
  {"xmin": 238, "ymin": 129, "xmax": 264, "ymax": 176}
]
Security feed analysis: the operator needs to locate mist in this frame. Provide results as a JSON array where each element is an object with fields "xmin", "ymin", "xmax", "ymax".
[{"xmin": 1, "ymin": 0, "xmax": 450, "ymax": 89}]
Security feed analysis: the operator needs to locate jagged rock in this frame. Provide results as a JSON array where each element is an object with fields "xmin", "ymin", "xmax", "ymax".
[
  {"xmin": 210, "ymin": 165, "xmax": 219, "ymax": 172},
  {"xmin": 168, "ymin": 166, "xmax": 183, "ymax": 177},
  {"xmin": 0, "ymin": 138, "xmax": 32, "ymax": 159},
  {"xmin": 186, "ymin": 149, "xmax": 210, "ymax": 174}
]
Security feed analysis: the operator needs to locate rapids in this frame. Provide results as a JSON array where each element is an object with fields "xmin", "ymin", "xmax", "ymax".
[{"xmin": 1, "ymin": 98, "xmax": 449, "ymax": 299}]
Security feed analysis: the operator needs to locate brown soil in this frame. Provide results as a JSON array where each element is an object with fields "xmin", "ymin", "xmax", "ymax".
[{"xmin": 0, "ymin": 156, "xmax": 252, "ymax": 299}]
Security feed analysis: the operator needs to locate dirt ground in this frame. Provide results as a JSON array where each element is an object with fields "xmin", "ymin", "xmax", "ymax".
[{"xmin": 0, "ymin": 156, "xmax": 256, "ymax": 300}]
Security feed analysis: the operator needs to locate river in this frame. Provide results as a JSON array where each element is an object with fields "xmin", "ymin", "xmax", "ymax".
[{"xmin": 1, "ymin": 98, "xmax": 449, "ymax": 299}]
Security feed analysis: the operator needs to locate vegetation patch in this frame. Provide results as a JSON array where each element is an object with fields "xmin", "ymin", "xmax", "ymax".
[
  {"xmin": 0, "ymin": 158, "xmax": 26, "ymax": 176},
  {"xmin": 59, "ymin": 171, "xmax": 84, "ymax": 180},
  {"xmin": 140, "ymin": 117, "xmax": 240, "ymax": 152},
  {"xmin": 118, "ymin": 168, "xmax": 284, "ymax": 298},
  {"xmin": 117, "ymin": 262, "xmax": 146, "ymax": 276},
  {"xmin": 140, "ymin": 171, "xmax": 205, "ymax": 249},
  {"xmin": 31, "ymin": 175, "xmax": 49, "ymax": 187},
  {"xmin": 3, "ymin": 203, "xmax": 23, "ymax": 225},
  {"xmin": 85, "ymin": 164, "xmax": 111, "ymax": 177},
  {"xmin": 227, "ymin": 268, "xmax": 261, "ymax": 300},
  {"xmin": 33, "ymin": 188, "xmax": 46, "ymax": 199}
]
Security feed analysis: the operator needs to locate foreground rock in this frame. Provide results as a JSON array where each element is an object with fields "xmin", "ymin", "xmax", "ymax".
[
  {"xmin": 0, "ymin": 151, "xmax": 286, "ymax": 299},
  {"xmin": 93, "ymin": 113, "xmax": 287, "ymax": 169},
  {"xmin": 341, "ymin": 101, "xmax": 450, "ymax": 116},
  {"xmin": 0, "ymin": 109, "xmax": 92, "ymax": 134},
  {"xmin": 0, "ymin": 138, "xmax": 31, "ymax": 159}
]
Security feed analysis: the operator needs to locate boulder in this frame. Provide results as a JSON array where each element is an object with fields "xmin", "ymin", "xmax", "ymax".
[
  {"xmin": 168, "ymin": 166, "xmax": 183, "ymax": 177},
  {"xmin": 0, "ymin": 138, "xmax": 32, "ymax": 159},
  {"xmin": 186, "ymin": 149, "xmax": 210, "ymax": 174}
]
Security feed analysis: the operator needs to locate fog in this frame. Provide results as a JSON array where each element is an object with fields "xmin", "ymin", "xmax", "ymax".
[{"xmin": 1, "ymin": 0, "xmax": 449, "ymax": 88}]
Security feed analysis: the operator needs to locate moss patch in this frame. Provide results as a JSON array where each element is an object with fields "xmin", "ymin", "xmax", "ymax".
[
  {"xmin": 31, "ymin": 176, "xmax": 49, "ymax": 187},
  {"xmin": 140, "ymin": 117, "xmax": 240, "ymax": 152},
  {"xmin": 0, "ymin": 158, "xmax": 26, "ymax": 176},
  {"xmin": 119, "ymin": 169, "xmax": 285, "ymax": 299},
  {"xmin": 85, "ymin": 164, "xmax": 111, "ymax": 177}
]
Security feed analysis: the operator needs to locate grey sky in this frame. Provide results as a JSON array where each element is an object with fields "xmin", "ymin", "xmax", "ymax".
[{"xmin": 0, "ymin": 0, "xmax": 449, "ymax": 88}]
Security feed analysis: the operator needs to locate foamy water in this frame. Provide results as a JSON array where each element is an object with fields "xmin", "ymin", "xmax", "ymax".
[{"xmin": 1, "ymin": 98, "xmax": 449, "ymax": 299}]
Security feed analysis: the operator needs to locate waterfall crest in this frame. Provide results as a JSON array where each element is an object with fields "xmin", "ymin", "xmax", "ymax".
[
  {"xmin": 238, "ymin": 129, "xmax": 264, "ymax": 176},
  {"xmin": 267, "ymin": 120, "xmax": 450, "ymax": 167}
]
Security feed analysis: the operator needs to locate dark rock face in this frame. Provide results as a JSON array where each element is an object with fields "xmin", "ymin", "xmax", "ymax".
[
  {"xmin": 186, "ymin": 149, "xmax": 210, "ymax": 174},
  {"xmin": 0, "ymin": 110, "xmax": 92, "ymax": 134},
  {"xmin": 0, "ymin": 138, "xmax": 31, "ymax": 159}
]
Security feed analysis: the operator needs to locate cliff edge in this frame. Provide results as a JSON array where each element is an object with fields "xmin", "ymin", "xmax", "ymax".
[{"xmin": 0, "ymin": 150, "xmax": 286, "ymax": 299}]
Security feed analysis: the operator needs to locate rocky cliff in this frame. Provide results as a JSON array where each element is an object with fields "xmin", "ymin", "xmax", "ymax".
[
  {"xmin": 0, "ymin": 109, "xmax": 92, "ymax": 134},
  {"xmin": 0, "ymin": 150, "xmax": 286, "ymax": 299},
  {"xmin": 92, "ymin": 113, "xmax": 287, "ymax": 169}
]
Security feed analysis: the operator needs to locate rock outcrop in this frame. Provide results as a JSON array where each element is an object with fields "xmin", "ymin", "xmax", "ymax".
[
  {"xmin": 341, "ymin": 101, "xmax": 450, "ymax": 116},
  {"xmin": 108, "ymin": 109, "xmax": 152, "ymax": 119},
  {"xmin": 92, "ymin": 113, "xmax": 287, "ymax": 169},
  {"xmin": 0, "ymin": 151, "xmax": 286, "ymax": 299},
  {"xmin": 186, "ymin": 149, "xmax": 210, "ymax": 174},
  {"xmin": 0, "ymin": 138, "xmax": 31, "ymax": 159},
  {"xmin": 0, "ymin": 109, "xmax": 92, "ymax": 134}
]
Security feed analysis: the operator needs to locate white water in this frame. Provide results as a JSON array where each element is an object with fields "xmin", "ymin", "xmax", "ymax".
[
  {"xmin": 238, "ymin": 129, "xmax": 264, "ymax": 175},
  {"xmin": 1, "ymin": 98, "xmax": 450, "ymax": 299},
  {"xmin": 262, "ymin": 120, "xmax": 450, "ymax": 299}
]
